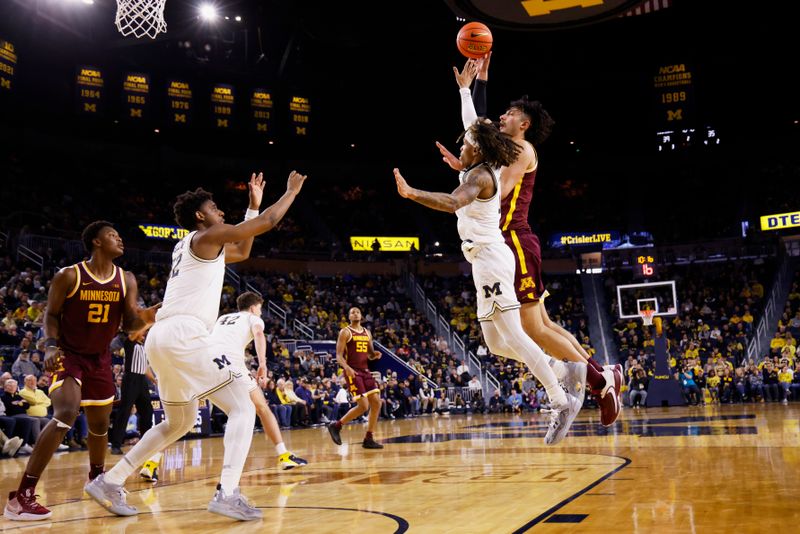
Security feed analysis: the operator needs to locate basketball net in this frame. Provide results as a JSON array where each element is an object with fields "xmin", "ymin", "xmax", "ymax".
[
  {"xmin": 640, "ymin": 309, "xmax": 655, "ymax": 326},
  {"xmin": 115, "ymin": 0, "xmax": 167, "ymax": 39}
]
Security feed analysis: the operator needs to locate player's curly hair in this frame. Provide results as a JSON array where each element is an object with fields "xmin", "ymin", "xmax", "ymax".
[
  {"xmin": 81, "ymin": 220, "xmax": 115, "ymax": 252},
  {"xmin": 509, "ymin": 95, "xmax": 554, "ymax": 146},
  {"xmin": 460, "ymin": 120, "xmax": 522, "ymax": 169},
  {"xmin": 173, "ymin": 188, "xmax": 214, "ymax": 229},
  {"xmin": 237, "ymin": 291, "xmax": 264, "ymax": 311}
]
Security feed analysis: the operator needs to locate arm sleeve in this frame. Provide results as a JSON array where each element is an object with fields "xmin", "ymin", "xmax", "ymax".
[
  {"xmin": 472, "ymin": 79, "xmax": 487, "ymax": 117},
  {"xmin": 459, "ymin": 88, "xmax": 479, "ymax": 129}
]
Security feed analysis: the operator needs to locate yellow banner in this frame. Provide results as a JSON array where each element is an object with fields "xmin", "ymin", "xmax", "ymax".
[
  {"xmin": 760, "ymin": 211, "xmax": 800, "ymax": 231},
  {"xmin": 350, "ymin": 236, "xmax": 420, "ymax": 252},
  {"xmin": 139, "ymin": 224, "xmax": 189, "ymax": 240}
]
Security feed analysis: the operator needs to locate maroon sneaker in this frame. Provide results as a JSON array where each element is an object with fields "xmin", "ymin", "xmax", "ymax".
[
  {"xmin": 4, "ymin": 489, "xmax": 53, "ymax": 521},
  {"xmin": 596, "ymin": 368, "xmax": 622, "ymax": 427}
]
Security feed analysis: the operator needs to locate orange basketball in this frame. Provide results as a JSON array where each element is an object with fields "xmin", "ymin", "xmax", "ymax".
[{"xmin": 456, "ymin": 22, "xmax": 492, "ymax": 59}]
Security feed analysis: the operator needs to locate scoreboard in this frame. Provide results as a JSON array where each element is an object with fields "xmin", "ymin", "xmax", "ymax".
[{"xmin": 633, "ymin": 253, "xmax": 658, "ymax": 279}]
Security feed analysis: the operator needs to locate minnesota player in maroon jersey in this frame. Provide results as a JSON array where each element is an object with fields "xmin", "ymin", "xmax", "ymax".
[
  {"xmin": 439, "ymin": 56, "xmax": 623, "ymax": 426},
  {"xmin": 4, "ymin": 221, "xmax": 157, "ymax": 521},
  {"xmin": 327, "ymin": 307, "xmax": 383, "ymax": 449}
]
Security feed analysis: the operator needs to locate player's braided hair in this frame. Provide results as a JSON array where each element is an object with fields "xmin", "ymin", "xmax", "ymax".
[
  {"xmin": 461, "ymin": 120, "xmax": 522, "ymax": 169},
  {"xmin": 173, "ymin": 187, "xmax": 214, "ymax": 229},
  {"xmin": 509, "ymin": 95, "xmax": 554, "ymax": 146},
  {"xmin": 81, "ymin": 220, "xmax": 115, "ymax": 252}
]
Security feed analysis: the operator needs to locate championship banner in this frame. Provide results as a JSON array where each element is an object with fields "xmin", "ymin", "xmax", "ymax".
[
  {"xmin": 76, "ymin": 66, "xmax": 104, "ymax": 115},
  {"xmin": 139, "ymin": 224, "xmax": 190, "ymax": 240},
  {"xmin": 211, "ymin": 83, "xmax": 234, "ymax": 129},
  {"xmin": 350, "ymin": 236, "xmax": 420, "ymax": 252},
  {"xmin": 653, "ymin": 62, "xmax": 694, "ymax": 128},
  {"xmin": 251, "ymin": 88, "xmax": 273, "ymax": 134},
  {"xmin": 122, "ymin": 72, "xmax": 150, "ymax": 121},
  {"xmin": 289, "ymin": 95, "xmax": 310, "ymax": 137},
  {"xmin": 760, "ymin": 211, "xmax": 800, "ymax": 231},
  {"xmin": 0, "ymin": 38, "xmax": 16, "ymax": 93},
  {"xmin": 166, "ymin": 79, "xmax": 192, "ymax": 126}
]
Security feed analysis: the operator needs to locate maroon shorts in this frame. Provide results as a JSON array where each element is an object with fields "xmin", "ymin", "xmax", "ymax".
[
  {"xmin": 50, "ymin": 351, "xmax": 116, "ymax": 407},
  {"xmin": 346, "ymin": 368, "xmax": 379, "ymax": 400},
  {"xmin": 503, "ymin": 229, "xmax": 546, "ymax": 304}
]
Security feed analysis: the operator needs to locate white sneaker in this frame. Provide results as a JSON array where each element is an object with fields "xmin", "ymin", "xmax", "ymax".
[
  {"xmin": 207, "ymin": 485, "xmax": 262, "ymax": 521},
  {"xmin": 544, "ymin": 394, "xmax": 583, "ymax": 446},
  {"xmin": 84, "ymin": 473, "xmax": 137, "ymax": 516},
  {"xmin": 2, "ymin": 436, "xmax": 23, "ymax": 457},
  {"xmin": 56, "ymin": 444, "xmax": 69, "ymax": 452},
  {"xmin": 562, "ymin": 361, "xmax": 588, "ymax": 402},
  {"xmin": 18, "ymin": 444, "xmax": 33, "ymax": 455}
]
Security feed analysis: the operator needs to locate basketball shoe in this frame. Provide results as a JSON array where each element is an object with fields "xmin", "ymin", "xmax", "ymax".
[
  {"xmin": 562, "ymin": 361, "xmax": 588, "ymax": 401},
  {"xmin": 544, "ymin": 393, "xmax": 583, "ymax": 446},
  {"xmin": 140, "ymin": 459, "xmax": 159, "ymax": 482},
  {"xmin": 4, "ymin": 489, "xmax": 52, "ymax": 521},
  {"xmin": 278, "ymin": 452, "xmax": 307, "ymax": 470},
  {"xmin": 362, "ymin": 435, "xmax": 384, "ymax": 449},
  {"xmin": 327, "ymin": 422, "xmax": 342, "ymax": 445},
  {"xmin": 597, "ymin": 366, "xmax": 623, "ymax": 426},
  {"xmin": 84, "ymin": 473, "xmax": 137, "ymax": 516},
  {"xmin": 207, "ymin": 485, "xmax": 261, "ymax": 521}
]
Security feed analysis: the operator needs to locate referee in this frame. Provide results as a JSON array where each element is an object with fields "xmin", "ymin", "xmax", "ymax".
[{"xmin": 110, "ymin": 330, "xmax": 156, "ymax": 455}]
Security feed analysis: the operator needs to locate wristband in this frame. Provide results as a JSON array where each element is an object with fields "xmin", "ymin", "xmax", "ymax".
[
  {"xmin": 45, "ymin": 337, "xmax": 58, "ymax": 348},
  {"xmin": 244, "ymin": 208, "xmax": 259, "ymax": 221}
]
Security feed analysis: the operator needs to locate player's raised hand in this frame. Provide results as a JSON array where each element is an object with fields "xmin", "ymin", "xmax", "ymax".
[
  {"xmin": 453, "ymin": 58, "xmax": 477, "ymax": 89},
  {"xmin": 436, "ymin": 141, "xmax": 464, "ymax": 171},
  {"xmin": 393, "ymin": 168, "xmax": 413, "ymax": 198},
  {"xmin": 248, "ymin": 172, "xmax": 265, "ymax": 209},
  {"xmin": 286, "ymin": 170, "xmax": 307, "ymax": 195},
  {"xmin": 475, "ymin": 51, "xmax": 491, "ymax": 81}
]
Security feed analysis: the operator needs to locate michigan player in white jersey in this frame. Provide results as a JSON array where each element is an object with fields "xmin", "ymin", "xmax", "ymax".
[
  {"xmin": 86, "ymin": 171, "xmax": 307, "ymax": 521},
  {"xmin": 212, "ymin": 291, "xmax": 307, "ymax": 470},
  {"xmin": 393, "ymin": 120, "xmax": 582, "ymax": 445}
]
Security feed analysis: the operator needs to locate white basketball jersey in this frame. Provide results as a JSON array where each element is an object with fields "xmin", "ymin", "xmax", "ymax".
[
  {"xmin": 156, "ymin": 231, "xmax": 226, "ymax": 331},
  {"xmin": 211, "ymin": 311, "xmax": 264, "ymax": 363},
  {"xmin": 455, "ymin": 163, "xmax": 504, "ymax": 245}
]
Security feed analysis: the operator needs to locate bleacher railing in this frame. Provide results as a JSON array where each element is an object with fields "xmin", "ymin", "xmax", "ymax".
[
  {"xmin": 16, "ymin": 244, "xmax": 43, "ymax": 273},
  {"xmin": 748, "ymin": 257, "xmax": 790, "ymax": 362},
  {"xmin": 293, "ymin": 319, "xmax": 314, "ymax": 340}
]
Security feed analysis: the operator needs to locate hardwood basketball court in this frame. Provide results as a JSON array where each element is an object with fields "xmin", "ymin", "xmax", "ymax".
[{"xmin": 1, "ymin": 404, "xmax": 798, "ymax": 532}]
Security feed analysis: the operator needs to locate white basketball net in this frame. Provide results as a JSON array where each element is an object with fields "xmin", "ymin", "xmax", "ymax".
[
  {"xmin": 640, "ymin": 310, "xmax": 655, "ymax": 326},
  {"xmin": 115, "ymin": 0, "xmax": 167, "ymax": 39}
]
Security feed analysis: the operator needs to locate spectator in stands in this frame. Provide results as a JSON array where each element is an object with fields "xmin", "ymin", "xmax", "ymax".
[
  {"xmin": 791, "ymin": 363, "xmax": 800, "ymax": 401},
  {"xmin": 680, "ymin": 367, "xmax": 701, "ymax": 405},
  {"xmin": 629, "ymin": 369, "xmax": 649, "ymax": 408},
  {"xmin": 1, "ymin": 428, "xmax": 23, "ymax": 458},
  {"xmin": 488, "ymin": 390, "xmax": 505, "ymax": 414},
  {"xmin": 2, "ymin": 379, "xmax": 42, "ymax": 444},
  {"xmin": 467, "ymin": 375, "xmax": 481, "ymax": 391},
  {"xmin": 506, "ymin": 388, "xmax": 522, "ymax": 414},
  {"xmin": 762, "ymin": 360, "xmax": 780, "ymax": 402},
  {"xmin": 11, "ymin": 350, "xmax": 39, "ymax": 382},
  {"xmin": 778, "ymin": 363, "xmax": 793, "ymax": 403},
  {"xmin": 706, "ymin": 369, "xmax": 720, "ymax": 404},
  {"xmin": 282, "ymin": 379, "xmax": 309, "ymax": 426},
  {"xmin": 294, "ymin": 379, "xmax": 317, "ymax": 424},
  {"xmin": 265, "ymin": 380, "xmax": 291, "ymax": 429},
  {"xmin": 719, "ymin": 368, "xmax": 734, "ymax": 403},
  {"xmin": 18, "ymin": 375, "xmax": 51, "ymax": 431},
  {"xmin": 470, "ymin": 389, "xmax": 485, "ymax": 413},
  {"xmin": 419, "ymin": 381, "xmax": 433, "ymax": 414},
  {"xmin": 401, "ymin": 380, "xmax": 419, "ymax": 416},
  {"xmin": 747, "ymin": 365, "xmax": 764, "ymax": 402}
]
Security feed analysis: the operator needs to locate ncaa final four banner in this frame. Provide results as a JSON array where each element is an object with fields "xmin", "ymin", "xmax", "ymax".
[
  {"xmin": 76, "ymin": 65, "xmax": 104, "ymax": 115},
  {"xmin": 0, "ymin": 38, "xmax": 16, "ymax": 94},
  {"xmin": 289, "ymin": 95, "xmax": 310, "ymax": 137},
  {"xmin": 653, "ymin": 62, "xmax": 695, "ymax": 129},
  {"xmin": 250, "ymin": 88, "xmax": 273, "ymax": 135},
  {"xmin": 122, "ymin": 72, "xmax": 150, "ymax": 121},
  {"xmin": 211, "ymin": 83, "xmax": 235, "ymax": 129},
  {"xmin": 166, "ymin": 79, "xmax": 192, "ymax": 126}
]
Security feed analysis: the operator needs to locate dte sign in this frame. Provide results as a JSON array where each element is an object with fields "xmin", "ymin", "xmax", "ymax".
[{"xmin": 760, "ymin": 211, "xmax": 800, "ymax": 231}]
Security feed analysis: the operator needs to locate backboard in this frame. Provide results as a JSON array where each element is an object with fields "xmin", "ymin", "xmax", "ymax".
[{"xmin": 616, "ymin": 280, "xmax": 678, "ymax": 319}]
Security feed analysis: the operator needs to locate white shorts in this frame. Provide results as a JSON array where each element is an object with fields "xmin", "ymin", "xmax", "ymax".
[
  {"xmin": 231, "ymin": 363, "xmax": 258, "ymax": 393},
  {"xmin": 470, "ymin": 242, "xmax": 521, "ymax": 321},
  {"xmin": 145, "ymin": 315, "xmax": 237, "ymax": 406}
]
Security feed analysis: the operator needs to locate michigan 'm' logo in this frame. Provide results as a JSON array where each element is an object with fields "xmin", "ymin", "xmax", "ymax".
[
  {"xmin": 483, "ymin": 282, "xmax": 502, "ymax": 298},
  {"xmin": 667, "ymin": 109, "xmax": 683, "ymax": 121}
]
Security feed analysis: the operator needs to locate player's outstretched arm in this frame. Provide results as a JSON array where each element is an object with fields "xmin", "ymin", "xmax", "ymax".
[
  {"xmin": 393, "ymin": 167, "xmax": 485, "ymax": 213},
  {"xmin": 472, "ymin": 51, "xmax": 491, "ymax": 117},
  {"xmin": 197, "ymin": 170, "xmax": 307, "ymax": 262},
  {"xmin": 224, "ymin": 172, "xmax": 264, "ymax": 264},
  {"xmin": 41, "ymin": 267, "xmax": 75, "ymax": 372}
]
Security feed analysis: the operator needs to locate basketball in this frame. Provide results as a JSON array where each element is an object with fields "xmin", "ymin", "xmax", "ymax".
[{"xmin": 456, "ymin": 22, "xmax": 492, "ymax": 59}]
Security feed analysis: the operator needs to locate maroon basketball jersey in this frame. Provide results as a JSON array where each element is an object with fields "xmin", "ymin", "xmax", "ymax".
[
  {"xmin": 500, "ymin": 144, "xmax": 538, "ymax": 233},
  {"xmin": 344, "ymin": 326, "xmax": 371, "ymax": 371},
  {"xmin": 60, "ymin": 262, "xmax": 126, "ymax": 357}
]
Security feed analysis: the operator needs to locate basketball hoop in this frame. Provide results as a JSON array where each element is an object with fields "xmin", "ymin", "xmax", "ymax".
[
  {"xmin": 640, "ymin": 309, "xmax": 655, "ymax": 326},
  {"xmin": 115, "ymin": 0, "xmax": 167, "ymax": 39}
]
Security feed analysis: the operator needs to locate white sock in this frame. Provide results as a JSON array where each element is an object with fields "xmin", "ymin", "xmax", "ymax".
[
  {"xmin": 207, "ymin": 382, "xmax": 256, "ymax": 495},
  {"xmin": 105, "ymin": 402, "xmax": 197, "ymax": 486},
  {"xmin": 548, "ymin": 358, "xmax": 569, "ymax": 381},
  {"xmin": 148, "ymin": 452, "xmax": 162, "ymax": 463},
  {"xmin": 275, "ymin": 442, "xmax": 287, "ymax": 456}
]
